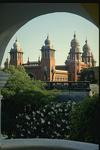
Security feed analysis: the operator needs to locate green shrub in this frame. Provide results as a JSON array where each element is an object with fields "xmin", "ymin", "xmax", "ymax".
[{"xmin": 70, "ymin": 94, "xmax": 100, "ymax": 144}]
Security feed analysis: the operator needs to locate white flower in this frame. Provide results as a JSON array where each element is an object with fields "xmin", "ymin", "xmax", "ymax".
[
  {"xmin": 44, "ymin": 105, "xmax": 47, "ymax": 108},
  {"xmin": 33, "ymin": 117, "xmax": 36, "ymax": 120},
  {"xmin": 54, "ymin": 131, "xmax": 57, "ymax": 135},
  {"xmin": 43, "ymin": 109, "xmax": 46, "ymax": 112},
  {"xmin": 62, "ymin": 128, "xmax": 64, "ymax": 131},
  {"xmin": 62, "ymin": 119, "xmax": 65, "ymax": 123},
  {"xmin": 56, "ymin": 104, "xmax": 61, "ymax": 108},
  {"xmin": 26, "ymin": 122, "xmax": 29, "ymax": 125},
  {"xmin": 25, "ymin": 115, "xmax": 30, "ymax": 120},
  {"xmin": 21, "ymin": 134, "xmax": 24, "ymax": 137},
  {"xmin": 57, "ymin": 124, "xmax": 61, "ymax": 127},
  {"xmin": 36, "ymin": 110, "xmax": 40, "ymax": 114},
  {"xmin": 31, "ymin": 121, "xmax": 33, "ymax": 125},
  {"xmin": 19, "ymin": 113, "xmax": 21, "ymax": 117},
  {"xmin": 48, "ymin": 121, "xmax": 50, "ymax": 125},
  {"xmin": 41, "ymin": 129, "xmax": 44, "ymax": 133},
  {"xmin": 66, "ymin": 126, "xmax": 70, "ymax": 129},
  {"xmin": 58, "ymin": 108, "xmax": 62, "ymax": 112},
  {"xmin": 48, "ymin": 112, "xmax": 51, "ymax": 115},
  {"xmin": 22, "ymin": 128, "xmax": 25, "ymax": 131},
  {"xmin": 57, "ymin": 133, "xmax": 60, "ymax": 137},
  {"xmin": 50, "ymin": 111, "xmax": 54, "ymax": 115},
  {"xmin": 34, "ymin": 127, "xmax": 37, "ymax": 130},
  {"xmin": 32, "ymin": 111, "xmax": 35, "ymax": 115},
  {"xmin": 28, "ymin": 130, "xmax": 31, "ymax": 134},
  {"xmin": 41, "ymin": 113, "xmax": 44, "ymax": 117},
  {"xmin": 41, "ymin": 118, "xmax": 45, "ymax": 124},
  {"xmin": 37, "ymin": 122, "xmax": 39, "ymax": 125},
  {"xmin": 16, "ymin": 124, "xmax": 19, "ymax": 128}
]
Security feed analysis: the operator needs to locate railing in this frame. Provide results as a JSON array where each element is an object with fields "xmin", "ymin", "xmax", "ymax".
[
  {"xmin": 45, "ymin": 81, "xmax": 90, "ymax": 91},
  {"xmin": 1, "ymin": 139, "xmax": 99, "ymax": 150}
]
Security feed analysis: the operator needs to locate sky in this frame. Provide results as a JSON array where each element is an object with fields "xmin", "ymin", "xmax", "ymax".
[{"xmin": 1, "ymin": 12, "xmax": 99, "ymax": 67}]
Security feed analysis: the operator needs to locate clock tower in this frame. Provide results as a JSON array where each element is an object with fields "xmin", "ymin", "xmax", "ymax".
[
  {"xmin": 40, "ymin": 35, "xmax": 56, "ymax": 81},
  {"xmin": 9, "ymin": 38, "xmax": 23, "ymax": 66}
]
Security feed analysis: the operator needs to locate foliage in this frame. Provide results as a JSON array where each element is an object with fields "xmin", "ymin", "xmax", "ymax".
[
  {"xmin": 1, "ymin": 65, "xmax": 56, "ymax": 138},
  {"xmin": 79, "ymin": 68, "xmax": 97, "ymax": 83},
  {"xmin": 0, "ymin": 88, "xmax": 1, "ymax": 95},
  {"xmin": 1, "ymin": 65, "xmax": 38, "ymax": 98},
  {"xmin": 1, "ymin": 90, "xmax": 55, "ymax": 138},
  {"xmin": 32, "ymin": 80, "xmax": 47, "ymax": 91},
  {"xmin": 2, "ymin": 100, "xmax": 75, "ymax": 139},
  {"xmin": 69, "ymin": 94, "xmax": 100, "ymax": 144}
]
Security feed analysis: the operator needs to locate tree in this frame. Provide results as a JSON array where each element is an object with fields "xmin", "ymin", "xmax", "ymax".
[
  {"xmin": 1, "ymin": 65, "xmax": 34, "ymax": 98},
  {"xmin": 70, "ymin": 94, "xmax": 100, "ymax": 144},
  {"xmin": 79, "ymin": 68, "xmax": 97, "ymax": 83},
  {"xmin": 1, "ymin": 65, "xmax": 52, "ymax": 138}
]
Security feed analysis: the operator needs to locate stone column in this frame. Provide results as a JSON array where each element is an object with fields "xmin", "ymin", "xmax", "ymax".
[{"xmin": 0, "ymin": 95, "xmax": 3, "ymax": 139}]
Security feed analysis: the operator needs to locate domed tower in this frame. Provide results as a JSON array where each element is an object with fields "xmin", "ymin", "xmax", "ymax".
[
  {"xmin": 40, "ymin": 35, "xmax": 56, "ymax": 81},
  {"xmin": 65, "ymin": 33, "xmax": 82, "ymax": 81},
  {"xmin": 82, "ymin": 39, "xmax": 96, "ymax": 67},
  {"xmin": 9, "ymin": 38, "xmax": 23, "ymax": 66}
]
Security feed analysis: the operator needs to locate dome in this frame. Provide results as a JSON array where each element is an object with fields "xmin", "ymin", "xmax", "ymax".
[
  {"xmin": 13, "ymin": 39, "xmax": 22, "ymax": 52},
  {"xmin": 71, "ymin": 33, "xmax": 80, "ymax": 47},
  {"xmin": 83, "ymin": 39, "xmax": 90, "ymax": 52},
  {"xmin": 45, "ymin": 35, "xmax": 51, "ymax": 45},
  {"xmin": 13, "ymin": 39, "xmax": 20, "ymax": 48}
]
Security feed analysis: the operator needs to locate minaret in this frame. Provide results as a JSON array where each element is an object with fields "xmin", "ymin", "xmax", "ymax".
[
  {"xmin": 9, "ymin": 38, "xmax": 23, "ymax": 66},
  {"xmin": 40, "ymin": 35, "xmax": 56, "ymax": 81},
  {"xmin": 65, "ymin": 33, "xmax": 82, "ymax": 81},
  {"xmin": 82, "ymin": 38, "xmax": 96, "ymax": 67}
]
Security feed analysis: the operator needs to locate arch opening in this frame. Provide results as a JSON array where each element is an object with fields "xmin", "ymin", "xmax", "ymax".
[{"xmin": 0, "ymin": 3, "xmax": 99, "ymax": 66}]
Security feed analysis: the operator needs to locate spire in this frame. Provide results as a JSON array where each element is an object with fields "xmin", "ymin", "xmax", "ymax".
[
  {"xmin": 15, "ymin": 36, "xmax": 18, "ymax": 42},
  {"xmin": 74, "ymin": 31, "xmax": 76, "ymax": 39},
  {"xmin": 85, "ymin": 37, "xmax": 87, "ymax": 44},
  {"xmin": 45, "ymin": 33, "xmax": 50, "ymax": 46},
  {"xmin": 47, "ymin": 33, "xmax": 49, "ymax": 39}
]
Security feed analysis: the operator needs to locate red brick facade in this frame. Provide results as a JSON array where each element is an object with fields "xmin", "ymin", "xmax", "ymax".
[{"xmin": 6, "ymin": 34, "xmax": 96, "ymax": 81}]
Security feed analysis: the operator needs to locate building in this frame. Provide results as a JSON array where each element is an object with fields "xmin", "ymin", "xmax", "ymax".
[
  {"xmin": 5, "ymin": 33, "xmax": 96, "ymax": 82},
  {"xmin": 65, "ymin": 34, "xmax": 96, "ymax": 81}
]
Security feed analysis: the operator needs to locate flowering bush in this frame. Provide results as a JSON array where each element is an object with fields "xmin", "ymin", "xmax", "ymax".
[{"xmin": 15, "ymin": 101, "xmax": 76, "ymax": 139}]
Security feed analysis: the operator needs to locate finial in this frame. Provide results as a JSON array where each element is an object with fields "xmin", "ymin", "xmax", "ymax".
[
  {"xmin": 47, "ymin": 33, "xmax": 49, "ymax": 39},
  {"xmin": 15, "ymin": 36, "xmax": 18, "ymax": 42},
  {"xmin": 74, "ymin": 31, "xmax": 76, "ymax": 38},
  {"xmin": 85, "ymin": 37, "xmax": 87, "ymax": 44}
]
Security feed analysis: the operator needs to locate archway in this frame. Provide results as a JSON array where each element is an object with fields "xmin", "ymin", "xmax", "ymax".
[{"xmin": 0, "ymin": 3, "xmax": 99, "ymax": 66}]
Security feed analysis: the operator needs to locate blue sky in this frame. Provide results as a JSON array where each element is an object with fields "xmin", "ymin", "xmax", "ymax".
[{"xmin": 1, "ymin": 12, "xmax": 99, "ymax": 66}]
